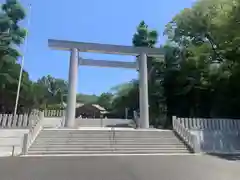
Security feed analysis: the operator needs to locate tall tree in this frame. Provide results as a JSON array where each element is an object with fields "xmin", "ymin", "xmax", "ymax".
[
  {"xmin": 37, "ymin": 75, "xmax": 68, "ymax": 106},
  {"xmin": 0, "ymin": 0, "xmax": 26, "ymax": 62},
  {"xmin": 0, "ymin": 0, "xmax": 28, "ymax": 113},
  {"xmin": 164, "ymin": 0, "xmax": 240, "ymax": 118},
  {"xmin": 111, "ymin": 80, "xmax": 139, "ymax": 118}
]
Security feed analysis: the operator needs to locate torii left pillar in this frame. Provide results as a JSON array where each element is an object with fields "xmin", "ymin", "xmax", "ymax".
[{"xmin": 65, "ymin": 48, "xmax": 78, "ymax": 127}]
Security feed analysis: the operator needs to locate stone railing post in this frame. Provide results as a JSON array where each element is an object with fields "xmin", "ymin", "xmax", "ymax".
[
  {"xmin": 60, "ymin": 110, "xmax": 66, "ymax": 128},
  {"xmin": 22, "ymin": 111, "xmax": 44, "ymax": 155},
  {"xmin": 22, "ymin": 133, "xmax": 28, "ymax": 155},
  {"xmin": 172, "ymin": 116, "xmax": 177, "ymax": 125},
  {"xmin": 39, "ymin": 111, "xmax": 44, "ymax": 120},
  {"xmin": 173, "ymin": 116, "xmax": 201, "ymax": 153},
  {"xmin": 192, "ymin": 134, "xmax": 201, "ymax": 153}
]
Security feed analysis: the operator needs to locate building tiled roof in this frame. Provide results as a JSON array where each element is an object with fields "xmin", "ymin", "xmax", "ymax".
[
  {"xmin": 62, "ymin": 102, "xmax": 84, "ymax": 108},
  {"xmin": 62, "ymin": 102, "xmax": 108, "ymax": 113}
]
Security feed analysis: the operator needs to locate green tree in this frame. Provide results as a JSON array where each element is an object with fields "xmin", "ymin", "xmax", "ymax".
[
  {"xmin": 0, "ymin": 0, "xmax": 28, "ymax": 113},
  {"xmin": 37, "ymin": 75, "xmax": 68, "ymax": 107},
  {"xmin": 164, "ymin": 0, "xmax": 240, "ymax": 118},
  {"xmin": 110, "ymin": 80, "xmax": 139, "ymax": 118},
  {"xmin": 76, "ymin": 94, "xmax": 98, "ymax": 104},
  {"xmin": 0, "ymin": 0, "xmax": 26, "ymax": 60},
  {"xmin": 96, "ymin": 92, "xmax": 113, "ymax": 110}
]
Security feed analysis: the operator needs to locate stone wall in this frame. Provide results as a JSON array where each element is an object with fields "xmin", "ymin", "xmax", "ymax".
[
  {"xmin": 174, "ymin": 117, "xmax": 240, "ymax": 153},
  {"xmin": 0, "ymin": 129, "xmax": 29, "ymax": 156}
]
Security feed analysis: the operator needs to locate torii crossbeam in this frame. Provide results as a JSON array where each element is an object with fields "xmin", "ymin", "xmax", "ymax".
[{"xmin": 48, "ymin": 39, "xmax": 164, "ymax": 128}]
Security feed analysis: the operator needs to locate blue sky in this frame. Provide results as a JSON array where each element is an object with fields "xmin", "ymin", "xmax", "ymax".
[{"xmin": 18, "ymin": 0, "xmax": 194, "ymax": 95}]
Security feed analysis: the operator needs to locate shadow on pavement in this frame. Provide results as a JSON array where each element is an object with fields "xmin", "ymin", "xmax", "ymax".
[{"xmin": 208, "ymin": 153, "xmax": 240, "ymax": 161}]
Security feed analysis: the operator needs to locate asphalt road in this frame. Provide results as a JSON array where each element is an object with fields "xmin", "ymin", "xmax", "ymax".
[{"xmin": 0, "ymin": 155, "xmax": 239, "ymax": 180}]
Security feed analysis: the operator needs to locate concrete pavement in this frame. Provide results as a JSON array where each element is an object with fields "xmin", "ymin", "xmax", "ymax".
[{"xmin": 0, "ymin": 155, "xmax": 239, "ymax": 180}]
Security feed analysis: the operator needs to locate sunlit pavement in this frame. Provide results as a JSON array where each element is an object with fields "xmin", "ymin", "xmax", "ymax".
[{"xmin": 0, "ymin": 155, "xmax": 239, "ymax": 180}]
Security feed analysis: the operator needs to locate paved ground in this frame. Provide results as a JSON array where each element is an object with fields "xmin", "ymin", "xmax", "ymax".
[{"xmin": 0, "ymin": 155, "xmax": 239, "ymax": 180}]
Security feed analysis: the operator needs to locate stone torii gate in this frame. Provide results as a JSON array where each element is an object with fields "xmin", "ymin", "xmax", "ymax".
[{"xmin": 48, "ymin": 39, "xmax": 164, "ymax": 129}]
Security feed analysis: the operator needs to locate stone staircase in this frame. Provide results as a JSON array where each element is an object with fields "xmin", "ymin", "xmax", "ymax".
[{"xmin": 27, "ymin": 129, "xmax": 191, "ymax": 155}]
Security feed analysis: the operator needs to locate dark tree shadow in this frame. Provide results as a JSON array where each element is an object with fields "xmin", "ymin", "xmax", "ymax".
[{"xmin": 207, "ymin": 153, "xmax": 240, "ymax": 161}]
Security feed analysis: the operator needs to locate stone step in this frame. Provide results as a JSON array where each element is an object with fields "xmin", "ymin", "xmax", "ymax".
[
  {"xmin": 35, "ymin": 134, "xmax": 176, "ymax": 139},
  {"xmin": 29, "ymin": 148, "xmax": 187, "ymax": 153},
  {"xmin": 39, "ymin": 133, "xmax": 175, "ymax": 136},
  {"xmin": 40, "ymin": 131, "xmax": 175, "ymax": 135},
  {"xmin": 29, "ymin": 146, "xmax": 187, "ymax": 150},
  {"xmin": 37, "ymin": 136, "xmax": 176, "ymax": 139},
  {"xmin": 33, "ymin": 141, "xmax": 182, "ymax": 145},
  {"xmin": 27, "ymin": 149, "xmax": 190, "ymax": 155},
  {"xmin": 40, "ymin": 131, "xmax": 111, "ymax": 133},
  {"xmin": 37, "ymin": 133, "xmax": 176, "ymax": 137},
  {"xmin": 39, "ymin": 131, "xmax": 174, "ymax": 134},
  {"xmin": 30, "ymin": 144, "xmax": 186, "ymax": 148},
  {"xmin": 27, "ymin": 129, "xmax": 190, "ymax": 155},
  {"xmin": 34, "ymin": 140, "xmax": 179, "ymax": 144},
  {"xmin": 33, "ymin": 140, "xmax": 181, "ymax": 145},
  {"xmin": 42, "ymin": 129, "xmax": 173, "ymax": 132}
]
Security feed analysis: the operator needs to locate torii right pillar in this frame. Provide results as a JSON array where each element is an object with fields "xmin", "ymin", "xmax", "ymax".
[{"xmin": 139, "ymin": 52, "xmax": 149, "ymax": 128}]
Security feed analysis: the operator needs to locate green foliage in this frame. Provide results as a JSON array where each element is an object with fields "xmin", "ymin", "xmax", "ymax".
[
  {"xmin": 0, "ymin": 0, "xmax": 26, "ymax": 59},
  {"xmin": 76, "ymin": 94, "xmax": 98, "ymax": 104},
  {"xmin": 132, "ymin": 21, "xmax": 158, "ymax": 48},
  {"xmin": 96, "ymin": 92, "xmax": 113, "ymax": 110},
  {"xmin": 110, "ymin": 80, "xmax": 139, "ymax": 117},
  {"xmin": 0, "ymin": 0, "xmax": 29, "ymax": 113},
  {"xmin": 37, "ymin": 75, "xmax": 68, "ymax": 106},
  {"xmin": 162, "ymin": 0, "xmax": 240, "ymax": 119}
]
